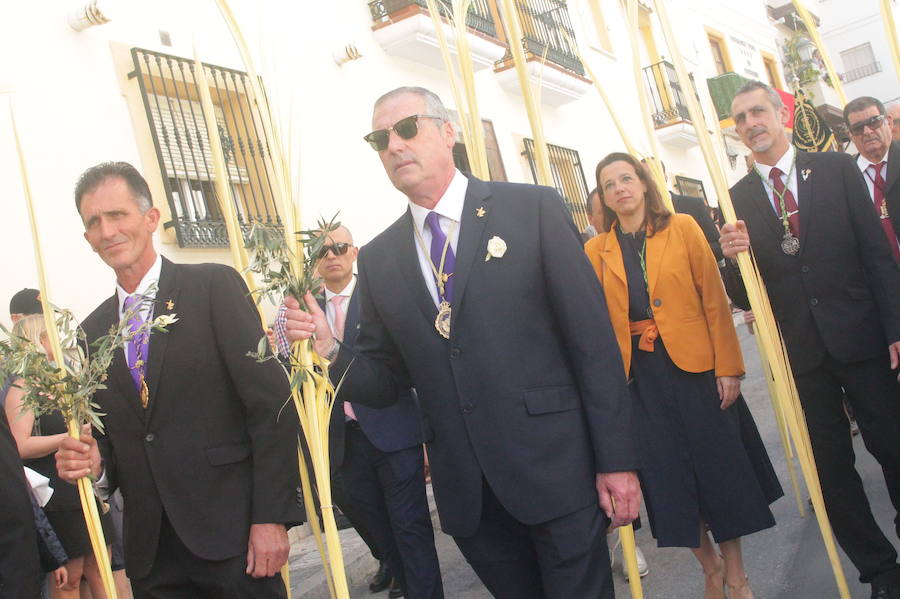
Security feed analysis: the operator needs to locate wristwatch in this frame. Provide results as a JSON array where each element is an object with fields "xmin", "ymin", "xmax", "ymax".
[{"xmin": 322, "ymin": 338, "xmax": 340, "ymax": 361}]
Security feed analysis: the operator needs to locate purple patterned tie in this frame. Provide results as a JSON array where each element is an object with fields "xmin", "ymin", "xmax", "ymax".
[
  {"xmin": 123, "ymin": 294, "xmax": 149, "ymax": 392},
  {"xmin": 425, "ymin": 211, "xmax": 456, "ymax": 303}
]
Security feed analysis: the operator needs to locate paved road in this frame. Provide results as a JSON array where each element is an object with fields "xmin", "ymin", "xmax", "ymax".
[{"xmin": 347, "ymin": 326, "xmax": 897, "ymax": 599}]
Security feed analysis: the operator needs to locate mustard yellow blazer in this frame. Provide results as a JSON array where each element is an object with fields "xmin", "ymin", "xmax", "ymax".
[{"xmin": 584, "ymin": 213, "xmax": 744, "ymax": 378}]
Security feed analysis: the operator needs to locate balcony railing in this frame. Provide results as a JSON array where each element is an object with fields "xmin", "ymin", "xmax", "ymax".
[
  {"xmin": 368, "ymin": 0, "xmax": 497, "ymax": 38},
  {"xmin": 840, "ymin": 61, "xmax": 881, "ymax": 83},
  {"xmin": 643, "ymin": 61, "xmax": 690, "ymax": 126},
  {"xmin": 510, "ymin": 0, "xmax": 584, "ymax": 76},
  {"xmin": 130, "ymin": 48, "xmax": 281, "ymax": 249}
]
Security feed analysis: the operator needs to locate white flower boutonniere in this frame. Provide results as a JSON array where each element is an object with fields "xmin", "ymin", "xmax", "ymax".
[{"xmin": 485, "ymin": 236, "xmax": 507, "ymax": 261}]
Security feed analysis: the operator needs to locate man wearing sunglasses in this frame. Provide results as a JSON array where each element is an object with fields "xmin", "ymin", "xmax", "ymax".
[
  {"xmin": 845, "ymin": 96, "xmax": 900, "ymax": 263},
  {"xmin": 284, "ymin": 86, "xmax": 639, "ymax": 598},
  {"xmin": 306, "ymin": 225, "xmax": 442, "ymax": 599}
]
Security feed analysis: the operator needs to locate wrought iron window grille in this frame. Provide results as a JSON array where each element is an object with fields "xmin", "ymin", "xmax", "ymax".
[
  {"xmin": 522, "ymin": 138, "xmax": 590, "ymax": 231},
  {"xmin": 129, "ymin": 47, "xmax": 282, "ymax": 249}
]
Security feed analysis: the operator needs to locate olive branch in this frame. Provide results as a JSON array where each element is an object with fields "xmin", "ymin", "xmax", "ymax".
[{"xmin": 0, "ymin": 290, "xmax": 177, "ymax": 432}]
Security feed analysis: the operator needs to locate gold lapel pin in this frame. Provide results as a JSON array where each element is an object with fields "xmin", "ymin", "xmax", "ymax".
[
  {"xmin": 166, "ymin": 299, "xmax": 175, "ymax": 311},
  {"xmin": 476, "ymin": 207, "xmax": 486, "ymax": 218},
  {"xmin": 801, "ymin": 169, "xmax": 811, "ymax": 181}
]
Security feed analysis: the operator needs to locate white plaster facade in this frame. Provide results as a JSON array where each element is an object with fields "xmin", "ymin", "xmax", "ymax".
[
  {"xmin": 816, "ymin": 0, "xmax": 900, "ymax": 104},
  {"xmin": 1, "ymin": 0, "xmax": 788, "ymax": 325}
]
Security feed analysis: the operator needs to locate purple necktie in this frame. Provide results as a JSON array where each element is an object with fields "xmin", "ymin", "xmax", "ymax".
[
  {"xmin": 425, "ymin": 211, "xmax": 456, "ymax": 303},
  {"xmin": 123, "ymin": 294, "xmax": 149, "ymax": 392}
]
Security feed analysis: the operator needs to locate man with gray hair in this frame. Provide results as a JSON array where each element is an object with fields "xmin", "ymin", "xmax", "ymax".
[
  {"xmin": 284, "ymin": 86, "xmax": 640, "ymax": 598},
  {"xmin": 56, "ymin": 161, "xmax": 301, "ymax": 598},
  {"xmin": 721, "ymin": 81, "xmax": 900, "ymax": 599}
]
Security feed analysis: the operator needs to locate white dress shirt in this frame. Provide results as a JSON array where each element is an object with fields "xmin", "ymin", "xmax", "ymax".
[
  {"xmin": 96, "ymin": 253, "xmax": 162, "ymax": 494},
  {"xmin": 116, "ymin": 253, "xmax": 162, "ymax": 365},
  {"xmin": 856, "ymin": 152, "xmax": 889, "ymax": 204},
  {"xmin": 408, "ymin": 169, "xmax": 468, "ymax": 307},
  {"xmin": 754, "ymin": 145, "xmax": 798, "ymax": 215},
  {"xmin": 324, "ymin": 276, "xmax": 356, "ymax": 336}
]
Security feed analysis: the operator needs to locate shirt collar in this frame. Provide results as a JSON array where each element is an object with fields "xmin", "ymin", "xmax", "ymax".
[
  {"xmin": 755, "ymin": 145, "xmax": 795, "ymax": 181},
  {"xmin": 857, "ymin": 152, "xmax": 886, "ymax": 173},
  {"xmin": 116, "ymin": 254, "xmax": 162, "ymax": 316},
  {"xmin": 408, "ymin": 169, "xmax": 469, "ymax": 234},
  {"xmin": 324, "ymin": 275, "xmax": 356, "ymax": 302}
]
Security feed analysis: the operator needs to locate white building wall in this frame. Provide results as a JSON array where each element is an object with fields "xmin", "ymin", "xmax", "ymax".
[
  {"xmin": 816, "ymin": 0, "xmax": 900, "ymax": 103},
  {"xmin": 0, "ymin": 0, "xmax": 784, "ymax": 326}
]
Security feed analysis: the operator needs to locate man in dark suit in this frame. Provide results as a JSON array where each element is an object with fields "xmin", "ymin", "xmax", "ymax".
[
  {"xmin": 720, "ymin": 81, "xmax": 900, "ymax": 599},
  {"xmin": 285, "ymin": 86, "xmax": 639, "ymax": 598},
  {"xmin": 55, "ymin": 162, "xmax": 301, "ymax": 598},
  {"xmin": 844, "ymin": 96, "xmax": 900, "ymax": 263},
  {"xmin": 284, "ymin": 224, "xmax": 442, "ymax": 599}
]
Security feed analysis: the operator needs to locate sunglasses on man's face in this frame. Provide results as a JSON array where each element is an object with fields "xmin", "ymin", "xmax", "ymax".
[
  {"xmin": 363, "ymin": 114, "xmax": 444, "ymax": 151},
  {"xmin": 849, "ymin": 114, "xmax": 886, "ymax": 136},
  {"xmin": 317, "ymin": 242, "xmax": 352, "ymax": 260}
]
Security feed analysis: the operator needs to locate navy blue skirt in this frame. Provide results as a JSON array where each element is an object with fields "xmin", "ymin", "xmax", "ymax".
[{"xmin": 630, "ymin": 335, "xmax": 782, "ymax": 548}]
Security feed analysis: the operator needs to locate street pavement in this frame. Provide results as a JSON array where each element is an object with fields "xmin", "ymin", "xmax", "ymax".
[{"xmin": 294, "ymin": 324, "xmax": 897, "ymax": 599}]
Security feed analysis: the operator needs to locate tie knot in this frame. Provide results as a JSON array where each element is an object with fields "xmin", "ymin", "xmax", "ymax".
[
  {"xmin": 769, "ymin": 166, "xmax": 783, "ymax": 181},
  {"xmin": 330, "ymin": 295, "xmax": 345, "ymax": 308},
  {"xmin": 870, "ymin": 162, "xmax": 885, "ymax": 177},
  {"xmin": 425, "ymin": 211, "xmax": 442, "ymax": 234},
  {"xmin": 124, "ymin": 294, "xmax": 141, "ymax": 311}
]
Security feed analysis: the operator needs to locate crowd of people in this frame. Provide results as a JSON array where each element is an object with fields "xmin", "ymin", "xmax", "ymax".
[{"xmin": 1, "ymin": 80, "xmax": 899, "ymax": 599}]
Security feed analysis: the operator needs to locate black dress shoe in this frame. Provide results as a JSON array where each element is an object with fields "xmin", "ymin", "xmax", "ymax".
[
  {"xmin": 388, "ymin": 579, "xmax": 405, "ymax": 599},
  {"xmin": 369, "ymin": 561, "xmax": 391, "ymax": 593},
  {"xmin": 872, "ymin": 582, "xmax": 900, "ymax": 599}
]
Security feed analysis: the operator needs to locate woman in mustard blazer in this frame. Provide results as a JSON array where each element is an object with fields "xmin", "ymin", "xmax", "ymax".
[{"xmin": 585, "ymin": 153, "xmax": 779, "ymax": 599}]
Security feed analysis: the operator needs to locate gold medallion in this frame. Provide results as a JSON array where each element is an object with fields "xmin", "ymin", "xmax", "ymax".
[
  {"xmin": 781, "ymin": 232, "xmax": 800, "ymax": 256},
  {"xmin": 435, "ymin": 301, "xmax": 452, "ymax": 339},
  {"xmin": 140, "ymin": 378, "xmax": 149, "ymax": 408}
]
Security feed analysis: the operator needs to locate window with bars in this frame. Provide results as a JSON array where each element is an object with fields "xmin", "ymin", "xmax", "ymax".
[
  {"xmin": 129, "ymin": 47, "xmax": 281, "ymax": 249},
  {"xmin": 522, "ymin": 139, "xmax": 590, "ymax": 231},
  {"xmin": 839, "ymin": 43, "xmax": 881, "ymax": 83}
]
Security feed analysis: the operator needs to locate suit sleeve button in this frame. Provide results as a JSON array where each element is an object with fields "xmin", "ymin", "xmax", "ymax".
[
  {"xmin": 809, "ymin": 298, "xmax": 818, "ymax": 306},
  {"xmin": 144, "ymin": 433, "xmax": 155, "ymax": 442},
  {"xmin": 801, "ymin": 265, "xmax": 809, "ymax": 273}
]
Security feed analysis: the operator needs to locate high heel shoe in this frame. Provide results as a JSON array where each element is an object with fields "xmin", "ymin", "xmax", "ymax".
[
  {"xmin": 703, "ymin": 557, "xmax": 726, "ymax": 599},
  {"xmin": 726, "ymin": 577, "xmax": 755, "ymax": 599}
]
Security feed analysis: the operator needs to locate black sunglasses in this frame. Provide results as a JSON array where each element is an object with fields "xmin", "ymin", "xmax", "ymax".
[
  {"xmin": 316, "ymin": 242, "xmax": 352, "ymax": 260},
  {"xmin": 849, "ymin": 114, "xmax": 886, "ymax": 136},
  {"xmin": 363, "ymin": 114, "xmax": 444, "ymax": 151}
]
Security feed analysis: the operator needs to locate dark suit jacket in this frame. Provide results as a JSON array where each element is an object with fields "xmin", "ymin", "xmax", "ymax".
[
  {"xmin": 331, "ymin": 175, "xmax": 637, "ymax": 537},
  {"xmin": 82, "ymin": 258, "xmax": 301, "ymax": 579},
  {"xmin": 0, "ymin": 407, "xmax": 41, "ymax": 597},
  {"xmin": 724, "ymin": 150, "xmax": 900, "ymax": 375},
  {"xmin": 320, "ymin": 285, "xmax": 423, "ymax": 467},
  {"xmin": 857, "ymin": 141, "xmax": 900, "ymax": 249},
  {"xmin": 886, "ymin": 141, "xmax": 900, "ymax": 243},
  {"xmin": 671, "ymin": 193, "xmax": 723, "ymax": 261}
]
